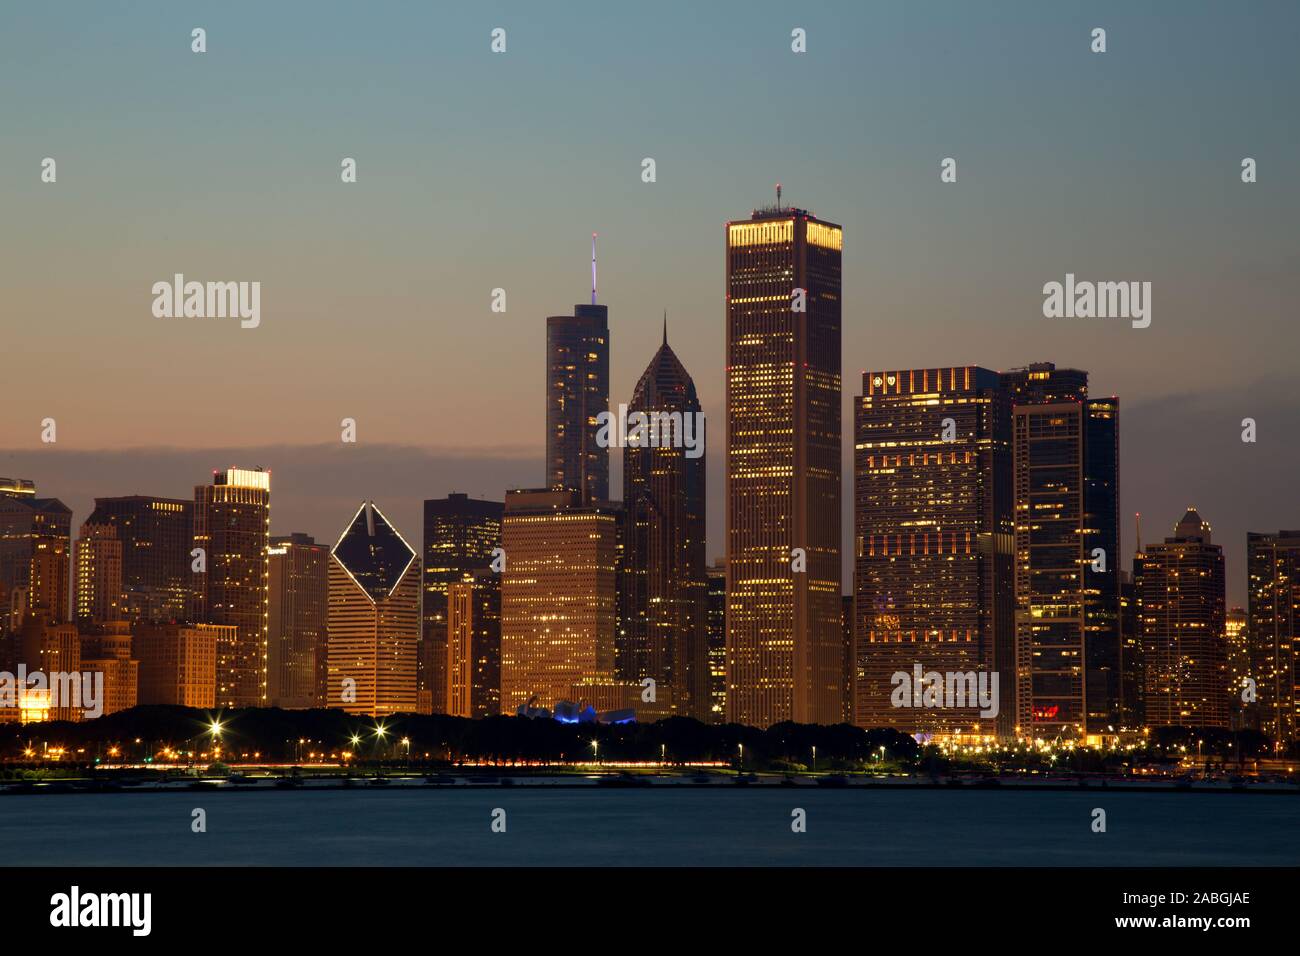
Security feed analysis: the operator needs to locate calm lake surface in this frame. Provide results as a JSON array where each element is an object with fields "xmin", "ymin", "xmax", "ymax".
[{"xmin": 4, "ymin": 788, "xmax": 1297, "ymax": 866}]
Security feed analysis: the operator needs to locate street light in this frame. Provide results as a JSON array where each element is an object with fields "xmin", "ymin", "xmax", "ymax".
[
  {"xmin": 591, "ymin": 740, "xmax": 599, "ymax": 765},
  {"xmin": 811, "ymin": 745, "xmax": 816, "ymax": 772}
]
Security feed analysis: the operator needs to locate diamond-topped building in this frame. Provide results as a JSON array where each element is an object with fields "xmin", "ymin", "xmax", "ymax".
[{"xmin": 326, "ymin": 501, "xmax": 421, "ymax": 717}]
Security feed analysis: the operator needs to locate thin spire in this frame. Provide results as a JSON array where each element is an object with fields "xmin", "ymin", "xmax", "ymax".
[
  {"xmin": 591, "ymin": 233, "xmax": 597, "ymax": 305},
  {"xmin": 662, "ymin": 309, "xmax": 668, "ymax": 346},
  {"xmin": 776, "ymin": 182, "xmax": 782, "ymax": 207},
  {"xmin": 1134, "ymin": 512, "xmax": 1142, "ymax": 555}
]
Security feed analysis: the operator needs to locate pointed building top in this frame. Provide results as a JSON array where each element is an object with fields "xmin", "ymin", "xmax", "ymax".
[{"xmin": 662, "ymin": 309, "xmax": 668, "ymax": 346}]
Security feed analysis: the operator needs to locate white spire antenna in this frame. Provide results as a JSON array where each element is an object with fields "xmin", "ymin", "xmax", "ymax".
[{"xmin": 591, "ymin": 233, "xmax": 598, "ymax": 305}]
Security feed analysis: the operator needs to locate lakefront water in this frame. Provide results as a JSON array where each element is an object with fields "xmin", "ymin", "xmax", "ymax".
[{"xmin": 4, "ymin": 787, "xmax": 1298, "ymax": 866}]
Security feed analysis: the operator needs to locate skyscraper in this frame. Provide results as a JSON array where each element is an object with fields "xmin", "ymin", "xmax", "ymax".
[
  {"xmin": 268, "ymin": 533, "xmax": 329, "ymax": 709},
  {"xmin": 546, "ymin": 295, "xmax": 610, "ymax": 503},
  {"xmin": 446, "ymin": 568, "xmax": 501, "ymax": 718},
  {"xmin": 725, "ymin": 198, "xmax": 843, "ymax": 727},
  {"xmin": 327, "ymin": 501, "xmax": 421, "ymax": 717},
  {"xmin": 421, "ymin": 494, "xmax": 503, "ymax": 713},
  {"xmin": 620, "ymin": 324, "xmax": 709, "ymax": 719},
  {"xmin": 80, "ymin": 620, "xmax": 138, "ymax": 716},
  {"xmin": 1139, "ymin": 509, "xmax": 1228, "ymax": 729},
  {"xmin": 0, "ymin": 481, "xmax": 72, "ymax": 633},
  {"xmin": 1226, "ymin": 606, "xmax": 1248, "ymax": 727},
  {"xmin": 500, "ymin": 488, "xmax": 619, "ymax": 713},
  {"xmin": 705, "ymin": 561, "xmax": 726, "ymax": 723},
  {"xmin": 193, "ymin": 468, "xmax": 271, "ymax": 708},
  {"xmin": 136, "ymin": 622, "xmax": 224, "ymax": 708},
  {"xmin": 852, "ymin": 367, "xmax": 1013, "ymax": 738},
  {"xmin": 1246, "ymin": 530, "xmax": 1300, "ymax": 748},
  {"xmin": 1001, "ymin": 364, "xmax": 1121, "ymax": 741},
  {"xmin": 83, "ymin": 495, "xmax": 193, "ymax": 624},
  {"xmin": 74, "ymin": 522, "xmax": 123, "ymax": 625}
]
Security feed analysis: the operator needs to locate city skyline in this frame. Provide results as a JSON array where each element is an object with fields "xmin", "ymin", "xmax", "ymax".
[{"xmin": 5, "ymin": 3, "xmax": 1299, "ymax": 611}]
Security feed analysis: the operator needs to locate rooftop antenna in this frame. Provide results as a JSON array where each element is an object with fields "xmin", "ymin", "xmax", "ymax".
[
  {"xmin": 776, "ymin": 182, "xmax": 782, "ymax": 207},
  {"xmin": 591, "ymin": 233, "xmax": 598, "ymax": 305},
  {"xmin": 1134, "ymin": 512, "xmax": 1141, "ymax": 555},
  {"xmin": 662, "ymin": 309, "xmax": 668, "ymax": 346}
]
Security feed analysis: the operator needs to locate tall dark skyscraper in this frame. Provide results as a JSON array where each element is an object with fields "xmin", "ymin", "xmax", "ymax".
[
  {"xmin": 1001, "ymin": 364, "xmax": 1121, "ymax": 740},
  {"xmin": 853, "ymin": 367, "xmax": 1014, "ymax": 738},
  {"xmin": 1139, "ymin": 509, "xmax": 1227, "ymax": 729},
  {"xmin": 268, "ymin": 533, "xmax": 329, "ymax": 709},
  {"xmin": 725, "ymin": 197, "xmax": 843, "ymax": 727},
  {"xmin": 619, "ymin": 324, "xmax": 709, "ymax": 719},
  {"xmin": 546, "ymin": 259, "xmax": 610, "ymax": 502},
  {"xmin": 421, "ymin": 494, "xmax": 503, "ymax": 714},
  {"xmin": 83, "ymin": 495, "xmax": 194, "ymax": 624},
  {"xmin": 1246, "ymin": 530, "xmax": 1300, "ymax": 749},
  {"xmin": 0, "ymin": 479, "xmax": 72, "ymax": 634},
  {"xmin": 705, "ymin": 561, "xmax": 726, "ymax": 723},
  {"xmin": 194, "ymin": 468, "xmax": 271, "ymax": 708}
]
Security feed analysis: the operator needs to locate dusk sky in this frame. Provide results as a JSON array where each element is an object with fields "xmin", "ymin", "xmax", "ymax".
[{"xmin": 3, "ymin": 1, "xmax": 1298, "ymax": 602}]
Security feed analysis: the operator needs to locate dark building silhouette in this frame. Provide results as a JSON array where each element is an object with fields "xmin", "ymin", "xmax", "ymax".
[
  {"xmin": 421, "ymin": 494, "xmax": 503, "ymax": 714},
  {"xmin": 853, "ymin": 366, "xmax": 1014, "ymax": 738},
  {"xmin": 619, "ymin": 323, "xmax": 709, "ymax": 719},
  {"xmin": 725, "ymin": 198, "xmax": 843, "ymax": 727},
  {"xmin": 1001, "ymin": 364, "xmax": 1120, "ymax": 741},
  {"xmin": 268, "ymin": 533, "xmax": 328, "ymax": 708},
  {"xmin": 1247, "ymin": 530, "xmax": 1300, "ymax": 748},
  {"xmin": 83, "ymin": 495, "xmax": 193, "ymax": 624},
  {"xmin": 546, "ymin": 302, "xmax": 610, "ymax": 503},
  {"xmin": 1140, "ymin": 509, "xmax": 1227, "ymax": 729}
]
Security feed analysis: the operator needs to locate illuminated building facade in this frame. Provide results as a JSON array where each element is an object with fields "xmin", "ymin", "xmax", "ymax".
[
  {"xmin": 194, "ymin": 469, "xmax": 270, "ymax": 707},
  {"xmin": 421, "ymin": 494, "xmax": 503, "ymax": 714},
  {"xmin": 17, "ymin": 613, "xmax": 82, "ymax": 721},
  {"xmin": 1119, "ymin": 566, "xmax": 1145, "ymax": 731},
  {"xmin": 446, "ymin": 569, "xmax": 502, "ymax": 718},
  {"xmin": 620, "ymin": 327, "xmax": 709, "ymax": 719},
  {"xmin": 74, "ymin": 522, "xmax": 123, "ymax": 625},
  {"xmin": 268, "ymin": 533, "xmax": 329, "ymax": 709},
  {"xmin": 81, "ymin": 621, "xmax": 139, "ymax": 716},
  {"xmin": 500, "ymin": 489, "xmax": 619, "ymax": 714},
  {"xmin": 725, "ymin": 201, "xmax": 843, "ymax": 727},
  {"xmin": 136, "ymin": 622, "xmax": 223, "ymax": 708},
  {"xmin": 1001, "ymin": 364, "xmax": 1120, "ymax": 740},
  {"xmin": 0, "ymin": 484, "xmax": 72, "ymax": 633},
  {"xmin": 706, "ymin": 562, "xmax": 726, "ymax": 723},
  {"xmin": 84, "ymin": 495, "xmax": 193, "ymax": 624},
  {"xmin": 1139, "ymin": 509, "xmax": 1228, "ymax": 729},
  {"xmin": 1246, "ymin": 530, "xmax": 1300, "ymax": 747},
  {"xmin": 546, "ymin": 304, "xmax": 610, "ymax": 502},
  {"xmin": 1226, "ymin": 606, "xmax": 1248, "ymax": 727},
  {"xmin": 326, "ymin": 502, "xmax": 421, "ymax": 717},
  {"xmin": 853, "ymin": 367, "xmax": 1014, "ymax": 737}
]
